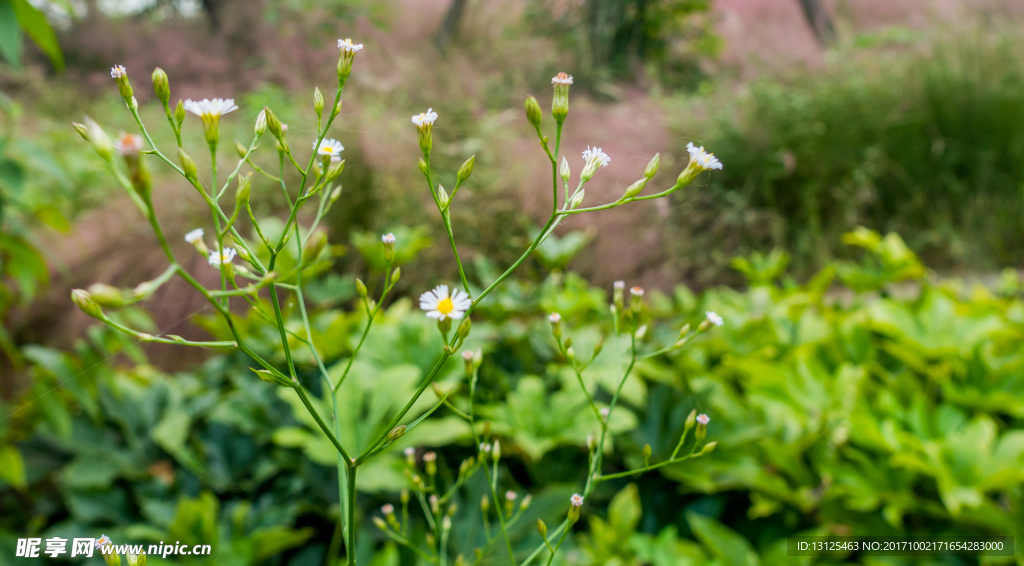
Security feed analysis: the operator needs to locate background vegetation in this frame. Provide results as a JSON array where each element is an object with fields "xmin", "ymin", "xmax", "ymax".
[{"xmin": 4, "ymin": 0, "xmax": 1024, "ymax": 564}]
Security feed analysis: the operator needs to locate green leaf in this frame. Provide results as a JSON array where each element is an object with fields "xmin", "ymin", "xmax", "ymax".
[
  {"xmin": 250, "ymin": 526, "xmax": 315, "ymax": 562},
  {"xmin": 10, "ymin": 0, "xmax": 63, "ymax": 70},
  {"xmin": 686, "ymin": 512, "xmax": 760, "ymax": 566},
  {"xmin": 0, "ymin": 444, "xmax": 26, "ymax": 488},
  {"xmin": 0, "ymin": 0, "xmax": 22, "ymax": 68}
]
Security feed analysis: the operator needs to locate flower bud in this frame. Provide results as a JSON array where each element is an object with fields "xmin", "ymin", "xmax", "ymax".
[
  {"xmin": 568, "ymin": 189, "xmax": 585, "ymax": 209},
  {"xmin": 560, "ymin": 156, "xmax": 570, "ymax": 183},
  {"xmin": 235, "ymin": 174, "xmax": 252, "ymax": 206},
  {"xmin": 418, "ymin": 158, "xmax": 429, "ymax": 176},
  {"xmin": 84, "ymin": 117, "xmax": 113, "ymax": 161},
  {"xmin": 313, "ymin": 87, "xmax": 324, "ymax": 118},
  {"xmin": 613, "ymin": 280, "xmax": 625, "ymax": 312},
  {"xmin": 623, "ymin": 178, "xmax": 646, "ymax": 200},
  {"xmin": 642, "ymin": 443, "xmax": 652, "ymax": 465},
  {"xmin": 695, "ymin": 413, "xmax": 709, "ymax": 443},
  {"xmin": 566, "ymin": 346, "xmax": 576, "ymax": 363},
  {"xmin": 325, "ymin": 159, "xmax": 345, "ymax": 183},
  {"xmin": 254, "ymin": 109, "xmax": 267, "ymax": 137},
  {"xmin": 330, "ymin": 186, "xmax": 342, "ymax": 204},
  {"xmin": 568, "ymin": 493, "xmax": 583, "ymax": 524},
  {"xmin": 88, "ymin": 283, "xmax": 127, "ymax": 308},
  {"xmin": 302, "ymin": 231, "xmax": 328, "ymax": 264},
  {"xmin": 264, "ymin": 107, "xmax": 283, "ymax": 139},
  {"xmin": 524, "ymin": 96, "xmax": 542, "ymax": 132},
  {"xmin": 424, "ymin": 451, "xmax": 437, "ymax": 476},
  {"xmin": 355, "ymin": 278, "xmax": 367, "ymax": 299},
  {"xmin": 548, "ymin": 312, "xmax": 561, "ymax": 339},
  {"xmin": 551, "ymin": 72, "xmax": 573, "ymax": 124},
  {"xmin": 592, "ymin": 336, "xmax": 603, "ymax": 358},
  {"xmin": 629, "ymin": 286, "xmax": 644, "ymax": 314},
  {"xmin": 178, "ymin": 148, "xmax": 198, "ymax": 179},
  {"xmin": 110, "ymin": 65, "xmax": 133, "ymax": 102},
  {"xmin": 72, "ymin": 289, "xmax": 103, "ymax": 318},
  {"xmin": 645, "ymin": 153, "xmax": 660, "ymax": 179},
  {"xmin": 684, "ymin": 409, "xmax": 697, "ymax": 437},
  {"xmin": 492, "ymin": 440, "xmax": 501, "ymax": 462},
  {"xmin": 372, "ymin": 516, "xmax": 387, "ymax": 530},
  {"xmin": 337, "ymin": 38, "xmax": 363, "ymax": 83},
  {"xmin": 72, "ymin": 121, "xmax": 90, "ymax": 141},
  {"xmin": 251, "ymin": 367, "xmax": 295, "ymax": 387},
  {"xmin": 126, "ymin": 552, "xmax": 146, "ymax": 566},
  {"xmin": 462, "ymin": 350, "xmax": 475, "ymax": 377},
  {"xmin": 456, "ymin": 317, "xmax": 472, "ymax": 339},
  {"xmin": 401, "ymin": 489, "xmax": 410, "ymax": 504},
  {"xmin": 698, "ymin": 441, "xmax": 717, "ymax": 455},
  {"xmin": 457, "ymin": 155, "xmax": 475, "ymax": 185},
  {"xmin": 151, "ymin": 67, "xmax": 170, "ymax": 105},
  {"xmin": 480, "ymin": 494, "xmax": 490, "ymax": 513},
  {"xmin": 437, "ymin": 184, "xmax": 449, "ymax": 209},
  {"xmin": 391, "ymin": 266, "xmax": 401, "ymax": 284},
  {"xmin": 235, "ymin": 140, "xmax": 248, "ymax": 158},
  {"xmin": 174, "ymin": 100, "xmax": 185, "ymax": 127},
  {"xmin": 537, "ymin": 519, "xmax": 548, "ymax": 539},
  {"xmin": 520, "ymin": 494, "xmax": 532, "ymax": 511},
  {"xmin": 381, "ymin": 233, "xmax": 396, "ymax": 263}
]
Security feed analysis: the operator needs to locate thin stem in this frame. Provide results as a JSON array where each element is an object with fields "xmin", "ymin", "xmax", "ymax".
[{"xmin": 346, "ymin": 464, "xmax": 357, "ymax": 566}]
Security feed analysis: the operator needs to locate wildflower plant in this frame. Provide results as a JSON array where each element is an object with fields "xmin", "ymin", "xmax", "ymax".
[{"xmin": 71, "ymin": 40, "xmax": 723, "ymax": 565}]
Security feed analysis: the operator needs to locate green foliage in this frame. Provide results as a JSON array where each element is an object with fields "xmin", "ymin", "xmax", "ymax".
[
  {"xmin": 681, "ymin": 32, "xmax": 1024, "ymax": 274},
  {"xmin": 0, "ymin": 0, "xmax": 64, "ymax": 70}
]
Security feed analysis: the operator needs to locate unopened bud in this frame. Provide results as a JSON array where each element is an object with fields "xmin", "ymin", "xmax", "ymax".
[
  {"xmin": 391, "ymin": 266, "xmax": 401, "ymax": 284},
  {"xmin": 151, "ymin": 67, "xmax": 170, "ymax": 104},
  {"xmin": 174, "ymin": 100, "xmax": 185, "ymax": 127},
  {"xmin": 642, "ymin": 443, "xmax": 652, "ymax": 465},
  {"xmin": 698, "ymin": 441, "xmax": 717, "ymax": 455},
  {"xmin": 592, "ymin": 335, "xmax": 604, "ymax": 358},
  {"xmin": 235, "ymin": 140, "xmax": 248, "ymax": 158},
  {"xmin": 623, "ymin": 178, "xmax": 646, "ymax": 199},
  {"xmin": 568, "ymin": 189, "xmax": 585, "ymax": 209},
  {"xmin": 679, "ymin": 323, "xmax": 691, "ymax": 338},
  {"xmin": 84, "ymin": 117, "xmax": 113, "ymax": 161},
  {"xmin": 325, "ymin": 159, "xmax": 345, "ymax": 183},
  {"xmin": 457, "ymin": 317, "xmax": 471, "ymax": 339},
  {"xmin": 418, "ymin": 157, "xmax": 429, "ymax": 176},
  {"xmin": 480, "ymin": 494, "xmax": 490, "ymax": 513},
  {"xmin": 302, "ymin": 231, "xmax": 328, "ymax": 264},
  {"xmin": 355, "ymin": 278, "xmax": 367, "ymax": 299},
  {"xmin": 695, "ymin": 413, "xmax": 709, "ymax": 443},
  {"xmin": 462, "ymin": 350, "xmax": 474, "ymax": 376},
  {"xmin": 520, "ymin": 494, "xmax": 532, "ymax": 511},
  {"xmin": 330, "ymin": 186, "xmax": 343, "ymax": 204},
  {"xmin": 537, "ymin": 519, "xmax": 548, "ymax": 539},
  {"xmin": 72, "ymin": 121, "xmax": 89, "ymax": 141},
  {"xmin": 457, "ymin": 155, "xmax": 475, "ymax": 184},
  {"xmin": 313, "ymin": 87, "xmax": 324, "ymax": 117},
  {"xmin": 645, "ymin": 153, "xmax": 660, "ymax": 179},
  {"xmin": 372, "ymin": 517, "xmax": 387, "ymax": 530},
  {"xmin": 254, "ymin": 109, "xmax": 267, "ymax": 137},
  {"xmin": 264, "ymin": 107, "xmax": 283, "ymax": 139},
  {"xmin": 381, "ymin": 233, "xmax": 396, "ymax": 263},
  {"xmin": 235, "ymin": 174, "xmax": 252, "ymax": 206},
  {"xmin": 548, "ymin": 312, "xmax": 562, "ymax": 338},
  {"xmin": 560, "ymin": 156, "xmax": 570, "ymax": 183},
  {"xmin": 87, "ymin": 283, "xmax": 126, "ymax": 308},
  {"xmin": 251, "ymin": 367, "xmax": 295, "ymax": 387},
  {"xmin": 178, "ymin": 148, "xmax": 198, "ymax": 179},
  {"xmin": 71, "ymin": 289, "xmax": 103, "ymax": 318},
  {"xmin": 388, "ymin": 425, "xmax": 406, "ymax": 441},
  {"xmin": 524, "ymin": 96, "xmax": 542, "ymax": 132},
  {"xmin": 437, "ymin": 184, "xmax": 449, "ymax": 209}
]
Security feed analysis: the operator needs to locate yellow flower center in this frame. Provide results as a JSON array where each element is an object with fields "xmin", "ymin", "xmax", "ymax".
[{"xmin": 437, "ymin": 297, "xmax": 454, "ymax": 315}]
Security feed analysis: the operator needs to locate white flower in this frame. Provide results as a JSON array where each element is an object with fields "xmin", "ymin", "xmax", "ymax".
[
  {"xmin": 582, "ymin": 146, "xmax": 611, "ymax": 168},
  {"xmin": 95, "ymin": 535, "xmax": 113, "ymax": 548},
  {"xmin": 505, "ymin": 490, "xmax": 517, "ymax": 501},
  {"xmin": 208, "ymin": 248, "xmax": 236, "ymax": 266},
  {"xmin": 381, "ymin": 504, "xmax": 394, "ymax": 515},
  {"xmin": 412, "ymin": 108, "xmax": 438, "ymax": 127},
  {"xmin": 705, "ymin": 311, "xmax": 724, "ymax": 326},
  {"xmin": 570, "ymin": 494, "xmax": 584, "ymax": 507},
  {"xmin": 423, "ymin": 451, "xmax": 437, "ymax": 462},
  {"xmin": 613, "ymin": 280, "xmax": 625, "ymax": 290},
  {"xmin": 184, "ymin": 98, "xmax": 239, "ymax": 118},
  {"xmin": 184, "ymin": 228, "xmax": 205, "ymax": 244},
  {"xmin": 630, "ymin": 286, "xmax": 644, "ymax": 297},
  {"xmin": 551, "ymin": 72, "xmax": 574, "ymax": 85},
  {"xmin": 480, "ymin": 443, "xmax": 491, "ymax": 453},
  {"xmin": 419, "ymin": 284, "xmax": 471, "ymax": 321},
  {"xmin": 314, "ymin": 138, "xmax": 344, "ymax": 157},
  {"xmin": 696, "ymin": 413, "xmax": 710, "ymax": 425},
  {"xmin": 115, "ymin": 132, "xmax": 144, "ymax": 156},
  {"xmin": 600, "ymin": 407, "xmax": 610, "ymax": 418},
  {"xmin": 338, "ymin": 38, "xmax": 364, "ymax": 53},
  {"xmin": 404, "ymin": 447, "xmax": 416, "ymax": 457},
  {"xmin": 462, "ymin": 350, "xmax": 474, "ymax": 361},
  {"xmin": 686, "ymin": 142, "xmax": 723, "ymax": 171},
  {"xmin": 548, "ymin": 312, "xmax": 561, "ymax": 324},
  {"xmin": 110, "ymin": 65, "xmax": 126, "ymax": 79},
  {"xmin": 382, "ymin": 233, "xmax": 396, "ymax": 245}
]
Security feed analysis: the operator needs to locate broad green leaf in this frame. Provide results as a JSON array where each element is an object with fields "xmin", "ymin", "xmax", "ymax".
[{"xmin": 10, "ymin": 0, "xmax": 63, "ymax": 70}]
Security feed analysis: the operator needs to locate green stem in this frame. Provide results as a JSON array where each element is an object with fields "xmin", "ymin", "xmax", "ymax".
[{"xmin": 346, "ymin": 464, "xmax": 357, "ymax": 566}]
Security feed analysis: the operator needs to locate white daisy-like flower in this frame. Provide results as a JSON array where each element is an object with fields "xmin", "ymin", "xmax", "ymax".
[
  {"xmin": 548, "ymin": 312, "xmax": 561, "ymax": 324},
  {"xmin": 551, "ymin": 72, "xmax": 573, "ymax": 85},
  {"xmin": 183, "ymin": 98, "xmax": 239, "ymax": 118},
  {"xmin": 115, "ymin": 132, "xmax": 144, "ymax": 156},
  {"xmin": 338, "ymin": 38, "xmax": 364, "ymax": 53},
  {"xmin": 462, "ymin": 350, "xmax": 474, "ymax": 361},
  {"xmin": 419, "ymin": 284, "xmax": 471, "ymax": 321},
  {"xmin": 630, "ymin": 286, "xmax": 644, "ymax": 297},
  {"xmin": 110, "ymin": 65, "xmax": 126, "ymax": 79},
  {"xmin": 404, "ymin": 447, "xmax": 416, "ymax": 457},
  {"xmin": 313, "ymin": 138, "xmax": 344, "ymax": 157},
  {"xmin": 423, "ymin": 451, "xmax": 436, "ymax": 462},
  {"xmin": 570, "ymin": 494, "xmax": 584, "ymax": 507},
  {"xmin": 412, "ymin": 108, "xmax": 438, "ymax": 127},
  {"xmin": 208, "ymin": 248, "xmax": 237, "ymax": 266},
  {"xmin": 696, "ymin": 413, "xmax": 710, "ymax": 425},
  {"xmin": 686, "ymin": 142, "xmax": 723, "ymax": 171},
  {"xmin": 613, "ymin": 280, "xmax": 625, "ymax": 290},
  {"xmin": 705, "ymin": 311, "xmax": 724, "ymax": 326},
  {"xmin": 582, "ymin": 146, "xmax": 611, "ymax": 168},
  {"xmin": 381, "ymin": 504, "xmax": 394, "ymax": 515},
  {"xmin": 382, "ymin": 233, "xmax": 396, "ymax": 245},
  {"xmin": 505, "ymin": 490, "xmax": 517, "ymax": 501},
  {"xmin": 184, "ymin": 228, "xmax": 205, "ymax": 244},
  {"xmin": 95, "ymin": 534, "xmax": 113, "ymax": 548}
]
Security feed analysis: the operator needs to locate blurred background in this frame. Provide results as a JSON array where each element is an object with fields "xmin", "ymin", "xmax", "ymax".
[{"xmin": 4, "ymin": 0, "xmax": 1024, "ymax": 564}]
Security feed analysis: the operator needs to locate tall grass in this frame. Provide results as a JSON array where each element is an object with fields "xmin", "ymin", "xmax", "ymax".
[{"xmin": 680, "ymin": 32, "xmax": 1024, "ymax": 276}]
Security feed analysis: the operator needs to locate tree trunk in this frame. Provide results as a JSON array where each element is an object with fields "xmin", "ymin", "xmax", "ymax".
[
  {"xmin": 796, "ymin": 0, "xmax": 835, "ymax": 46},
  {"xmin": 434, "ymin": 0, "xmax": 468, "ymax": 51}
]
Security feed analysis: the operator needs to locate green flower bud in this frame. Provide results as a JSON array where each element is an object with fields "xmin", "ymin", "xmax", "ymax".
[
  {"xmin": 302, "ymin": 231, "xmax": 328, "ymax": 264},
  {"xmin": 391, "ymin": 266, "xmax": 401, "ymax": 284},
  {"xmin": 325, "ymin": 159, "xmax": 345, "ymax": 183},
  {"xmin": 524, "ymin": 96, "xmax": 542, "ymax": 132},
  {"xmin": 72, "ymin": 121, "xmax": 89, "ymax": 141},
  {"xmin": 84, "ymin": 117, "xmax": 113, "ymax": 161},
  {"xmin": 623, "ymin": 178, "xmax": 646, "ymax": 200},
  {"xmin": 264, "ymin": 106, "xmax": 283, "ymax": 139},
  {"xmin": 88, "ymin": 283, "xmax": 127, "ymax": 308},
  {"xmin": 548, "ymin": 312, "xmax": 562, "ymax": 338},
  {"xmin": 355, "ymin": 278, "xmax": 367, "ymax": 298},
  {"xmin": 235, "ymin": 140, "xmax": 248, "ymax": 158},
  {"xmin": 592, "ymin": 335, "xmax": 604, "ymax": 358},
  {"xmin": 127, "ymin": 552, "xmax": 147, "ymax": 566},
  {"xmin": 313, "ymin": 86, "xmax": 324, "ymax": 118},
  {"xmin": 178, "ymin": 148, "xmax": 198, "ymax": 179},
  {"xmin": 418, "ymin": 157, "xmax": 429, "ymax": 176},
  {"xmin": 520, "ymin": 494, "xmax": 532, "ymax": 511},
  {"xmin": 381, "ymin": 233, "xmax": 396, "ymax": 263},
  {"xmin": 251, "ymin": 367, "xmax": 295, "ymax": 387},
  {"xmin": 698, "ymin": 441, "xmax": 717, "ymax": 455},
  {"xmin": 457, "ymin": 316, "xmax": 472, "ymax": 339},
  {"xmin": 388, "ymin": 425, "xmax": 406, "ymax": 441},
  {"xmin": 372, "ymin": 516, "xmax": 387, "ymax": 530},
  {"xmin": 480, "ymin": 494, "xmax": 490, "ymax": 512},
  {"xmin": 151, "ymin": 67, "xmax": 170, "ymax": 104},
  {"xmin": 642, "ymin": 443, "xmax": 652, "ymax": 465},
  {"xmin": 437, "ymin": 184, "xmax": 449, "ymax": 209},
  {"xmin": 551, "ymin": 72, "xmax": 573, "ymax": 124},
  {"xmin": 254, "ymin": 109, "xmax": 267, "ymax": 137},
  {"xmin": 537, "ymin": 519, "xmax": 548, "ymax": 539},
  {"xmin": 72, "ymin": 289, "xmax": 103, "ymax": 318},
  {"xmin": 695, "ymin": 413, "xmax": 709, "ymax": 443},
  {"xmin": 645, "ymin": 153, "xmax": 660, "ymax": 178},
  {"xmin": 174, "ymin": 100, "xmax": 185, "ymax": 127},
  {"xmin": 457, "ymin": 154, "xmax": 475, "ymax": 184},
  {"xmin": 235, "ymin": 174, "xmax": 251, "ymax": 207},
  {"xmin": 560, "ymin": 156, "xmax": 570, "ymax": 183},
  {"xmin": 492, "ymin": 439, "xmax": 501, "ymax": 463},
  {"xmin": 111, "ymin": 65, "xmax": 133, "ymax": 102}
]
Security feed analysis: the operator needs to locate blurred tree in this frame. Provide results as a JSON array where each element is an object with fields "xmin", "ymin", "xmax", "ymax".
[{"xmin": 796, "ymin": 0, "xmax": 835, "ymax": 46}]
